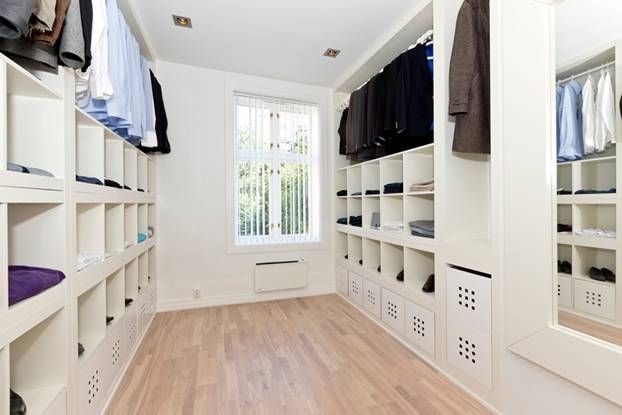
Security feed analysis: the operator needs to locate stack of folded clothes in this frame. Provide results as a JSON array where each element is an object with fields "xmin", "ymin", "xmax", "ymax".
[
  {"xmin": 336, "ymin": 190, "xmax": 347, "ymax": 197},
  {"xmin": 557, "ymin": 260, "xmax": 571, "ymax": 274},
  {"xmin": 557, "ymin": 224, "xmax": 572, "ymax": 233},
  {"xmin": 575, "ymin": 188, "xmax": 616, "ymax": 194},
  {"xmin": 408, "ymin": 179, "xmax": 434, "ymax": 193},
  {"xmin": 382, "ymin": 221, "xmax": 404, "ymax": 232},
  {"xmin": 365, "ymin": 189, "xmax": 380, "ymax": 195},
  {"xmin": 8, "ymin": 162, "xmax": 54, "ymax": 177},
  {"xmin": 9, "ymin": 266, "xmax": 65, "ymax": 306},
  {"xmin": 351, "ymin": 192, "xmax": 362, "ymax": 196},
  {"xmin": 383, "ymin": 182, "xmax": 403, "ymax": 194},
  {"xmin": 337, "ymin": 217, "xmax": 348, "ymax": 225},
  {"xmin": 409, "ymin": 220, "xmax": 434, "ymax": 238},
  {"xmin": 105, "ymin": 178, "xmax": 123, "ymax": 188},
  {"xmin": 349, "ymin": 216, "xmax": 362, "ymax": 227},
  {"xmin": 557, "ymin": 188, "xmax": 572, "ymax": 195},
  {"xmin": 575, "ymin": 228, "xmax": 616, "ymax": 238},
  {"xmin": 76, "ymin": 175, "xmax": 103, "ymax": 185}
]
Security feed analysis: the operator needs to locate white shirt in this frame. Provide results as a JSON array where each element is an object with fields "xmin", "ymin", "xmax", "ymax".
[
  {"xmin": 88, "ymin": 0, "xmax": 113, "ymax": 100},
  {"xmin": 594, "ymin": 71, "xmax": 616, "ymax": 152},
  {"xmin": 581, "ymin": 75, "xmax": 596, "ymax": 155}
]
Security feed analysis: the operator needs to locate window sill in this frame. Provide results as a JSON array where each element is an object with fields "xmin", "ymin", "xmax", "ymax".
[{"xmin": 226, "ymin": 240, "xmax": 327, "ymax": 255}]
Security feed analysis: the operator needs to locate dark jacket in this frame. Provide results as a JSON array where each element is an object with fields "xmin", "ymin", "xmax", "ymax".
[
  {"xmin": 338, "ymin": 108, "xmax": 348, "ymax": 155},
  {"xmin": 449, "ymin": 0, "xmax": 490, "ymax": 154}
]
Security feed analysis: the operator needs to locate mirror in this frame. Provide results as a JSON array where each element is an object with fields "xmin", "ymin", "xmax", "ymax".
[{"xmin": 554, "ymin": 0, "xmax": 622, "ymax": 348}]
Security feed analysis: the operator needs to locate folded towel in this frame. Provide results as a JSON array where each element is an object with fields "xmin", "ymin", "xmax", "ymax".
[
  {"xmin": 409, "ymin": 179, "xmax": 434, "ymax": 192},
  {"xmin": 9, "ymin": 265, "xmax": 65, "ymax": 306}
]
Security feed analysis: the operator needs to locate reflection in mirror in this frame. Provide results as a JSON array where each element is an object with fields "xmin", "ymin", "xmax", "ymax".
[{"xmin": 554, "ymin": 0, "xmax": 622, "ymax": 348}]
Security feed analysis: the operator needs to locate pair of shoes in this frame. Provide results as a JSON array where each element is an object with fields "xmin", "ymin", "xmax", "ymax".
[
  {"xmin": 557, "ymin": 260, "xmax": 571, "ymax": 274},
  {"xmin": 422, "ymin": 274, "xmax": 435, "ymax": 293},
  {"xmin": 125, "ymin": 298, "xmax": 134, "ymax": 307},
  {"xmin": 106, "ymin": 316, "xmax": 114, "ymax": 325},
  {"xmin": 359, "ymin": 259, "xmax": 363, "ymax": 266},
  {"xmin": 377, "ymin": 265, "xmax": 381, "ymax": 273},
  {"xmin": 78, "ymin": 342, "xmax": 85, "ymax": 357},
  {"xmin": 10, "ymin": 390, "xmax": 26, "ymax": 415},
  {"xmin": 589, "ymin": 267, "xmax": 616, "ymax": 283},
  {"xmin": 396, "ymin": 270, "xmax": 404, "ymax": 282}
]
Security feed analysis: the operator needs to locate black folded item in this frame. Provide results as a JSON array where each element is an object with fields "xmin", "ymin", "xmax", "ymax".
[
  {"xmin": 377, "ymin": 265, "xmax": 381, "ymax": 273},
  {"xmin": 557, "ymin": 189, "xmax": 572, "ymax": 195},
  {"xmin": 106, "ymin": 315, "xmax": 114, "ymax": 325},
  {"xmin": 557, "ymin": 224, "xmax": 572, "ymax": 233},
  {"xmin": 575, "ymin": 188, "xmax": 616, "ymax": 195},
  {"xmin": 105, "ymin": 178, "xmax": 123, "ymax": 189},
  {"xmin": 137, "ymin": 188, "xmax": 145, "ymax": 192},
  {"xmin": 337, "ymin": 218, "xmax": 348, "ymax": 225},
  {"xmin": 78, "ymin": 342, "xmax": 85, "ymax": 357},
  {"xmin": 337, "ymin": 190, "xmax": 347, "ymax": 197},
  {"xmin": 383, "ymin": 182, "xmax": 404, "ymax": 194},
  {"xmin": 365, "ymin": 190, "xmax": 381, "ymax": 195},
  {"xmin": 557, "ymin": 260, "xmax": 571, "ymax": 275},
  {"xmin": 349, "ymin": 215, "xmax": 363, "ymax": 227},
  {"xmin": 76, "ymin": 175, "xmax": 103, "ymax": 185},
  {"xmin": 422, "ymin": 274, "xmax": 435, "ymax": 293},
  {"xmin": 351, "ymin": 192, "xmax": 362, "ymax": 196},
  {"xmin": 358, "ymin": 259, "xmax": 363, "ymax": 266},
  {"xmin": 10, "ymin": 390, "xmax": 26, "ymax": 415},
  {"xmin": 124, "ymin": 185, "xmax": 132, "ymax": 190},
  {"xmin": 125, "ymin": 298, "xmax": 134, "ymax": 307},
  {"xmin": 396, "ymin": 270, "xmax": 404, "ymax": 282}
]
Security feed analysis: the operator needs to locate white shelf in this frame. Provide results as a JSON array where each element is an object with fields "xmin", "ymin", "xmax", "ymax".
[{"xmin": 17, "ymin": 385, "xmax": 65, "ymax": 415}]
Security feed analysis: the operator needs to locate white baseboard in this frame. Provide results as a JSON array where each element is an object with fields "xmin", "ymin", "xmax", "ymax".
[{"xmin": 157, "ymin": 283, "xmax": 337, "ymax": 312}]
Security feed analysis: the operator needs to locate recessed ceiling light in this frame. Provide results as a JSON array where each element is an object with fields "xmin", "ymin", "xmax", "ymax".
[
  {"xmin": 323, "ymin": 48, "xmax": 341, "ymax": 58},
  {"xmin": 173, "ymin": 15, "xmax": 192, "ymax": 28}
]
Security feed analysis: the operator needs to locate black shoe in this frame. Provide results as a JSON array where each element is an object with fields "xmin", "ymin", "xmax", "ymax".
[
  {"xmin": 422, "ymin": 274, "xmax": 435, "ymax": 293},
  {"xmin": 344, "ymin": 254, "xmax": 348, "ymax": 260},
  {"xmin": 10, "ymin": 390, "xmax": 26, "ymax": 415},
  {"xmin": 78, "ymin": 342, "xmax": 85, "ymax": 357},
  {"xmin": 377, "ymin": 265, "xmax": 381, "ymax": 273},
  {"xmin": 588, "ymin": 267, "xmax": 606, "ymax": 281},
  {"xmin": 602, "ymin": 268, "xmax": 616, "ymax": 283},
  {"xmin": 106, "ymin": 316, "xmax": 114, "ymax": 325},
  {"xmin": 125, "ymin": 298, "xmax": 134, "ymax": 307},
  {"xmin": 396, "ymin": 270, "xmax": 404, "ymax": 282},
  {"xmin": 359, "ymin": 259, "xmax": 363, "ymax": 266},
  {"xmin": 560, "ymin": 261, "xmax": 572, "ymax": 274}
]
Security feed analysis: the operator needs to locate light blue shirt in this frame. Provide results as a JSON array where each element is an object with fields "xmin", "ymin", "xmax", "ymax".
[
  {"xmin": 556, "ymin": 85, "xmax": 563, "ymax": 157},
  {"xmin": 558, "ymin": 80, "xmax": 584, "ymax": 161}
]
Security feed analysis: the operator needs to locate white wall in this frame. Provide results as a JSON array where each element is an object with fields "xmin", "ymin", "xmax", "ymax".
[{"xmin": 154, "ymin": 61, "xmax": 335, "ymax": 310}]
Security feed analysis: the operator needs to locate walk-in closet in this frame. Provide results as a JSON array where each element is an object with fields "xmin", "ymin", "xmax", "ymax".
[{"xmin": 1, "ymin": 0, "xmax": 622, "ymax": 414}]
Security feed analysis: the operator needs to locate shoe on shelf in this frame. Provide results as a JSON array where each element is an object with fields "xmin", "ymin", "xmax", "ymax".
[
  {"xmin": 10, "ymin": 389, "xmax": 26, "ymax": 415},
  {"xmin": 588, "ymin": 267, "xmax": 606, "ymax": 281},
  {"xmin": 78, "ymin": 342, "xmax": 85, "ymax": 357},
  {"xmin": 106, "ymin": 316, "xmax": 114, "ymax": 325},
  {"xmin": 377, "ymin": 265, "xmax": 381, "ymax": 273},
  {"xmin": 344, "ymin": 254, "xmax": 348, "ymax": 260},
  {"xmin": 559, "ymin": 261, "xmax": 572, "ymax": 274},
  {"xmin": 422, "ymin": 274, "xmax": 435, "ymax": 293},
  {"xmin": 125, "ymin": 298, "xmax": 134, "ymax": 307},
  {"xmin": 396, "ymin": 270, "xmax": 404, "ymax": 282},
  {"xmin": 359, "ymin": 259, "xmax": 363, "ymax": 266},
  {"xmin": 601, "ymin": 268, "xmax": 616, "ymax": 283}
]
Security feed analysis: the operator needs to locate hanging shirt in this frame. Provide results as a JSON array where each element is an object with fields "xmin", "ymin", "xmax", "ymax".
[
  {"xmin": 140, "ymin": 57, "xmax": 158, "ymax": 148},
  {"xmin": 558, "ymin": 80, "xmax": 584, "ymax": 161},
  {"xmin": 594, "ymin": 71, "xmax": 616, "ymax": 152},
  {"xmin": 581, "ymin": 75, "xmax": 596, "ymax": 155},
  {"xmin": 556, "ymin": 85, "xmax": 563, "ymax": 158}
]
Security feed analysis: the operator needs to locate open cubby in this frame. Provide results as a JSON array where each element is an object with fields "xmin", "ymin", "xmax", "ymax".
[
  {"xmin": 105, "ymin": 204, "xmax": 124, "ymax": 256},
  {"xmin": 363, "ymin": 238, "xmax": 381, "ymax": 274},
  {"xmin": 579, "ymin": 158, "xmax": 616, "ymax": 192},
  {"xmin": 7, "ymin": 83, "xmax": 64, "ymax": 179},
  {"xmin": 138, "ymin": 204, "xmax": 148, "ymax": 241},
  {"xmin": 148, "ymin": 247, "xmax": 156, "ymax": 283},
  {"xmin": 124, "ymin": 148, "xmax": 138, "ymax": 191},
  {"xmin": 404, "ymin": 248, "xmax": 435, "ymax": 293},
  {"xmin": 137, "ymin": 155, "xmax": 148, "ymax": 192},
  {"xmin": 348, "ymin": 198, "xmax": 362, "ymax": 222},
  {"xmin": 574, "ymin": 246, "xmax": 616, "ymax": 284},
  {"xmin": 575, "ymin": 204, "xmax": 616, "ymax": 234},
  {"xmin": 106, "ymin": 268, "xmax": 125, "ymax": 326},
  {"xmin": 404, "ymin": 151, "xmax": 434, "ymax": 194},
  {"xmin": 381, "ymin": 242, "xmax": 404, "ymax": 282},
  {"xmin": 362, "ymin": 197, "xmax": 380, "ymax": 230},
  {"xmin": 138, "ymin": 253, "xmax": 149, "ymax": 292},
  {"xmin": 148, "ymin": 204, "xmax": 156, "ymax": 237},
  {"xmin": 336, "ymin": 169, "xmax": 347, "ymax": 195},
  {"xmin": 404, "ymin": 194, "xmax": 434, "ymax": 238},
  {"xmin": 10, "ymin": 309, "xmax": 67, "ymax": 414},
  {"xmin": 557, "ymin": 164, "xmax": 572, "ymax": 192},
  {"xmin": 380, "ymin": 195, "xmax": 403, "ymax": 231},
  {"xmin": 557, "ymin": 204, "xmax": 572, "ymax": 232},
  {"xmin": 76, "ymin": 112, "xmax": 105, "ymax": 184},
  {"xmin": 336, "ymin": 232, "xmax": 348, "ymax": 259},
  {"xmin": 124, "ymin": 204, "xmax": 138, "ymax": 248},
  {"xmin": 78, "ymin": 281, "xmax": 106, "ymax": 361},
  {"xmin": 347, "ymin": 235, "xmax": 363, "ymax": 266},
  {"xmin": 347, "ymin": 166, "xmax": 362, "ymax": 196},
  {"xmin": 125, "ymin": 259, "xmax": 139, "ymax": 301},
  {"xmin": 380, "ymin": 157, "xmax": 403, "ymax": 193},
  {"xmin": 148, "ymin": 160, "xmax": 156, "ymax": 193},
  {"xmin": 336, "ymin": 198, "xmax": 347, "ymax": 222},
  {"xmin": 557, "ymin": 244, "xmax": 572, "ymax": 270},
  {"xmin": 105, "ymin": 137, "xmax": 125, "ymax": 186},
  {"xmin": 77, "ymin": 204, "xmax": 105, "ymax": 261},
  {"xmin": 362, "ymin": 163, "xmax": 380, "ymax": 194}
]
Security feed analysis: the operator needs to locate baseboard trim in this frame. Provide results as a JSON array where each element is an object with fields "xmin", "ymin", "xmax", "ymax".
[{"xmin": 157, "ymin": 283, "xmax": 337, "ymax": 312}]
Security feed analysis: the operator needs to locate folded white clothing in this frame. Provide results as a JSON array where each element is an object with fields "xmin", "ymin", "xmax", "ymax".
[
  {"xmin": 382, "ymin": 222, "xmax": 404, "ymax": 232},
  {"xmin": 575, "ymin": 228, "xmax": 616, "ymax": 238},
  {"xmin": 76, "ymin": 253, "xmax": 104, "ymax": 271}
]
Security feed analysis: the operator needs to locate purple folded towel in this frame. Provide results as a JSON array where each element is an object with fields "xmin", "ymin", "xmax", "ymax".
[{"xmin": 9, "ymin": 266, "xmax": 65, "ymax": 306}]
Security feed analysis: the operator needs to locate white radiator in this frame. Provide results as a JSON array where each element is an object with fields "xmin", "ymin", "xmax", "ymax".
[{"xmin": 254, "ymin": 260, "xmax": 308, "ymax": 292}]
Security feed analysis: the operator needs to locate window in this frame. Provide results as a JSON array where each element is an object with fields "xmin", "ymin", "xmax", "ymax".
[{"xmin": 233, "ymin": 93, "xmax": 320, "ymax": 245}]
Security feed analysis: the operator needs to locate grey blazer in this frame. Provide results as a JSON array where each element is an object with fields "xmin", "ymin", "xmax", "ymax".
[{"xmin": 449, "ymin": 0, "xmax": 490, "ymax": 154}]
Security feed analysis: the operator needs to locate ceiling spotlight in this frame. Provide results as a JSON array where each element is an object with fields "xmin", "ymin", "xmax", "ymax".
[
  {"xmin": 173, "ymin": 15, "xmax": 192, "ymax": 28},
  {"xmin": 323, "ymin": 48, "xmax": 341, "ymax": 58}
]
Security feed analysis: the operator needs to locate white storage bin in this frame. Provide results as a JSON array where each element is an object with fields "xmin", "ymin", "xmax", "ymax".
[
  {"xmin": 124, "ymin": 304, "xmax": 138, "ymax": 354},
  {"xmin": 574, "ymin": 279, "xmax": 616, "ymax": 320},
  {"xmin": 381, "ymin": 288, "xmax": 404, "ymax": 334},
  {"xmin": 405, "ymin": 300, "xmax": 435, "ymax": 356},
  {"xmin": 446, "ymin": 266, "xmax": 492, "ymax": 333},
  {"xmin": 363, "ymin": 279, "xmax": 381, "ymax": 318},
  {"xmin": 138, "ymin": 294, "xmax": 149, "ymax": 336},
  {"xmin": 557, "ymin": 275, "xmax": 573, "ymax": 308},
  {"xmin": 102, "ymin": 321, "xmax": 123, "ymax": 399},
  {"xmin": 78, "ymin": 343, "xmax": 105, "ymax": 415},
  {"xmin": 336, "ymin": 265, "xmax": 348, "ymax": 296},
  {"xmin": 348, "ymin": 272, "xmax": 363, "ymax": 306},
  {"xmin": 447, "ymin": 322, "xmax": 492, "ymax": 390}
]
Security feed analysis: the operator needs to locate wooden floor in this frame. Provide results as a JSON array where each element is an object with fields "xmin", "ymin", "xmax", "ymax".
[
  {"xmin": 559, "ymin": 310, "xmax": 622, "ymax": 348},
  {"xmin": 107, "ymin": 295, "xmax": 490, "ymax": 415}
]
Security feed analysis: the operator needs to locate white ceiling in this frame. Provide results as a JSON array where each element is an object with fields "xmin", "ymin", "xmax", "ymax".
[{"xmin": 131, "ymin": 0, "xmax": 425, "ymax": 88}]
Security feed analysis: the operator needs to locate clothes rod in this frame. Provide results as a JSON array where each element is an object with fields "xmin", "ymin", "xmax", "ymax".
[{"xmin": 557, "ymin": 61, "xmax": 615, "ymax": 84}]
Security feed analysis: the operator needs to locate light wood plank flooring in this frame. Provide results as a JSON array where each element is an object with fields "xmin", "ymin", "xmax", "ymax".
[
  {"xmin": 107, "ymin": 295, "xmax": 490, "ymax": 415},
  {"xmin": 559, "ymin": 310, "xmax": 622, "ymax": 348}
]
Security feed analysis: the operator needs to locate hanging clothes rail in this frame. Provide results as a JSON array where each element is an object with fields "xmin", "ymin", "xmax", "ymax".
[{"xmin": 557, "ymin": 61, "xmax": 615, "ymax": 84}]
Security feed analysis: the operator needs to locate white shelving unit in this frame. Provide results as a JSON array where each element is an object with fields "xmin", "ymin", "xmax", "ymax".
[{"xmin": 0, "ymin": 51, "xmax": 159, "ymax": 415}]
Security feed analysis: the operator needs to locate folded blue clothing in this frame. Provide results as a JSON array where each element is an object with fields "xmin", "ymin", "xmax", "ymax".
[
  {"xmin": 8, "ymin": 162, "xmax": 27, "ymax": 173},
  {"xmin": 8, "ymin": 163, "xmax": 54, "ymax": 177},
  {"xmin": 138, "ymin": 233, "xmax": 147, "ymax": 243},
  {"xmin": 76, "ymin": 175, "xmax": 103, "ymax": 185},
  {"xmin": 383, "ymin": 182, "xmax": 404, "ymax": 194},
  {"xmin": 27, "ymin": 167, "xmax": 54, "ymax": 177}
]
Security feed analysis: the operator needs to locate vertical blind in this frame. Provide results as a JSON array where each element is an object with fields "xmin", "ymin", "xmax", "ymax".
[{"xmin": 234, "ymin": 93, "xmax": 320, "ymax": 245}]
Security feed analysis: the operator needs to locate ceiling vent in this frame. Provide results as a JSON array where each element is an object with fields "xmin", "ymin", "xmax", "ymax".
[
  {"xmin": 173, "ymin": 15, "xmax": 192, "ymax": 28},
  {"xmin": 323, "ymin": 48, "xmax": 341, "ymax": 58}
]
